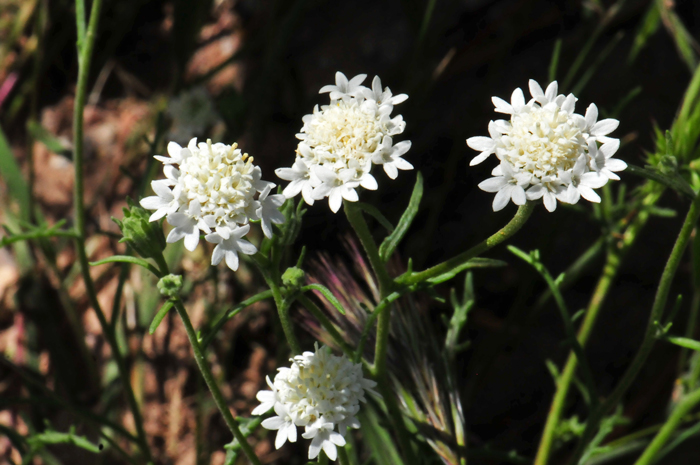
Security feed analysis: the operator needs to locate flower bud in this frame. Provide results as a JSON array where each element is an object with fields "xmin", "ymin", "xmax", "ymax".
[
  {"xmin": 157, "ymin": 274, "xmax": 183, "ymax": 298},
  {"xmin": 113, "ymin": 198, "xmax": 166, "ymax": 260},
  {"xmin": 282, "ymin": 266, "xmax": 306, "ymax": 290}
]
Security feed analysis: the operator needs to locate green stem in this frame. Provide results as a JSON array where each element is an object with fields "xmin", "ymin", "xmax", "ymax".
[
  {"xmin": 633, "ymin": 388, "xmax": 700, "ymax": 465},
  {"xmin": 72, "ymin": 1, "xmax": 152, "ymax": 462},
  {"xmin": 570, "ymin": 193, "xmax": 700, "ymax": 465},
  {"xmin": 249, "ymin": 252, "xmax": 302, "ymax": 355},
  {"xmin": 153, "ymin": 253, "xmax": 262, "ymax": 465},
  {"xmin": 337, "ymin": 447, "xmax": 351, "ymax": 465},
  {"xmin": 534, "ymin": 247, "xmax": 621, "ymax": 465},
  {"xmin": 170, "ymin": 298, "xmax": 262, "ymax": 465},
  {"xmin": 343, "ymin": 200, "xmax": 395, "ymax": 375},
  {"xmin": 397, "ymin": 202, "xmax": 535, "ymax": 286}
]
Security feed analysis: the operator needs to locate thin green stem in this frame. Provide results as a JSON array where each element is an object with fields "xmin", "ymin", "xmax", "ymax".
[
  {"xmin": 248, "ymin": 252, "xmax": 302, "ymax": 355},
  {"xmin": 633, "ymin": 388, "xmax": 700, "ymax": 465},
  {"xmin": 72, "ymin": 0, "xmax": 151, "ymax": 462},
  {"xmin": 570, "ymin": 193, "xmax": 700, "ymax": 465},
  {"xmin": 534, "ymin": 247, "xmax": 621, "ymax": 465},
  {"xmin": 154, "ymin": 251, "xmax": 262, "ymax": 465},
  {"xmin": 398, "ymin": 202, "xmax": 535, "ymax": 286},
  {"xmin": 170, "ymin": 298, "xmax": 262, "ymax": 465}
]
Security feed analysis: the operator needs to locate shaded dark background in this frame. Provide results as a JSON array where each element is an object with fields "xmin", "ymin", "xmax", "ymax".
[{"xmin": 2, "ymin": 0, "xmax": 700, "ymax": 463}]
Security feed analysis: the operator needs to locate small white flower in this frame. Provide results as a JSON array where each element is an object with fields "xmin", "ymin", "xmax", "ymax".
[
  {"xmin": 303, "ymin": 422, "xmax": 346, "ymax": 461},
  {"xmin": 371, "ymin": 136, "xmax": 413, "ymax": 180},
  {"xmin": 256, "ymin": 185, "xmax": 286, "ymax": 238},
  {"xmin": 467, "ymin": 79, "xmax": 625, "ymax": 212},
  {"xmin": 277, "ymin": 72, "xmax": 411, "ymax": 212},
  {"xmin": 262, "ymin": 403, "xmax": 299, "ymax": 449},
  {"xmin": 205, "ymin": 224, "xmax": 257, "ymax": 271},
  {"xmin": 253, "ymin": 343, "xmax": 377, "ymax": 461},
  {"xmin": 251, "ymin": 376, "xmax": 277, "ymax": 415},
  {"xmin": 140, "ymin": 138, "xmax": 284, "ymax": 270},
  {"xmin": 478, "ymin": 161, "xmax": 529, "ymax": 212}
]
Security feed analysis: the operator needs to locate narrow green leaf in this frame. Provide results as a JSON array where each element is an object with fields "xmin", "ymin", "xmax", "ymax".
[
  {"xmin": 427, "ymin": 257, "xmax": 507, "ymax": 285},
  {"xmin": 379, "ymin": 172, "xmax": 424, "ymax": 262},
  {"xmin": 354, "ymin": 202, "xmax": 394, "ymax": 233},
  {"xmin": 664, "ymin": 336, "xmax": 700, "ymax": 351},
  {"xmin": 302, "ymin": 284, "xmax": 346, "ymax": 315},
  {"xmin": 628, "ymin": 2, "xmax": 661, "ymax": 64},
  {"xmin": 0, "ymin": 126, "xmax": 30, "ymax": 220},
  {"xmin": 27, "ymin": 429, "xmax": 101, "ymax": 454},
  {"xmin": 90, "ymin": 255, "xmax": 161, "ymax": 277},
  {"xmin": 27, "ymin": 121, "xmax": 72, "ymax": 157},
  {"xmin": 359, "ymin": 405, "xmax": 407, "ymax": 465},
  {"xmin": 548, "ymin": 39, "xmax": 562, "ymax": 82},
  {"xmin": 625, "ymin": 164, "xmax": 696, "ymax": 200},
  {"xmin": 149, "ymin": 300, "xmax": 174, "ymax": 334}
]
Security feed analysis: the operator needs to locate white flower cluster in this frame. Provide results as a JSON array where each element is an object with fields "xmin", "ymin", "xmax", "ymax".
[
  {"xmin": 140, "ymin": 138, "xmax": 285, "ymax": 270},
  {"xmin": 276, "ymin": 72, "xmax": 412, "ymax": 213},
  {"xmin": 253, "ymin": 344, "xmax": 378, "ymax": 461},
  {"xmin": 467, "ymin": 80, "xmax": 626, "ymax": 212}
]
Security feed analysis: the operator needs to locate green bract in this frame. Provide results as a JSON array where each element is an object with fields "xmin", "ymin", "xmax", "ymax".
[{"xmin": 113, "ymin": 198, "xmax": 166, "ymax": 261}]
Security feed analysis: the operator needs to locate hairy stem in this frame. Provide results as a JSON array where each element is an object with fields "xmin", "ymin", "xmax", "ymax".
[
  {"xmin": 397, "ymin": 202, "xmax": 535, "ymax": 286},
  {"xmin": 72, "ymin": 0, "xmax": 151, "ymax": 461}
]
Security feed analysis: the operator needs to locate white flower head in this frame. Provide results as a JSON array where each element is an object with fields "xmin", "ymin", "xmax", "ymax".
[
  {"xmin": 276, "ymin": 72, "xmax": 411, "ymax": 213},
  {"xmin": 467, "ymin": 79, "xmax": 626, "ymax": 212},
  {"xmin": 253, "ymin": 343, "xmax": 378, "ymax": 461},
  {"xmin": 140, "ymin": 138, "xmax": 285, "ymax": 270}
]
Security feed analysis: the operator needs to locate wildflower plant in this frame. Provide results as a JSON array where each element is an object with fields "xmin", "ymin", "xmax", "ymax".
[{"xmin": 7, "ymin": 2, "xmax": 700, "ymax": 465}]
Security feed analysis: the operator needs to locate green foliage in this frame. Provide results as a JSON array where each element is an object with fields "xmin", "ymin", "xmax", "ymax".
[
  {"xmin": 112, "ymin": 198, "xmax": 166, "ymax": 261},
  {"xmin": 379, "ymin": 172, "xmax": 423, "ymax": 262}
]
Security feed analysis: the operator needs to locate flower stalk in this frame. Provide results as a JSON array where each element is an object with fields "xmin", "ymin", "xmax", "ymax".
[
  {"xmin": 152, "ymin": 254, "xmax": 262, "ymax": 465},
  {"xmin": 72, "ymin": 0, "xmax": 152, "ymax": 461}
]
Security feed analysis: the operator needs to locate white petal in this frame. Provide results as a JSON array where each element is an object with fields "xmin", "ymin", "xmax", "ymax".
[
  {"xmin": 183, "ymin": 231, "xmax": 200, "ymax": 252},
  {"xmin": 467, "ymin": 136, "xmax": 495, "ymax": 152},
  {"xmin": 579, "ymin": 185, "xmax": 601, "ymax": 203},
  {"xmin": 262, "ymin": 417, "xmax": 286, "ymax": 431},
  {"xmin": 511, "ymin": 185, "xmax": 527, "ymax": 205},
  {"xmin": 236, "ymin": 239, "xmax": 258, "ymax": 256},
  {"xmin": 591, "ymin": 119, "xmax": 619, "ymax": 136},
  {"xmin": 529, "ymin": 79, "xmax": 545, "ymax": 101},
  {"xmin": 341, "ymin": 187, "xmax": 359, "ymax": 202},
  {"xmin": 605, "ymin": 158, "xmax": 627, "ymax": 172},
  {"xmin": 360, "ymin": 174, "xmax": 378, "ymax": 190},
  {"xmin": 224, "ymin": 249, "xmax": 240, "ymax": 271},
  {"xmin": 275, "ymin": 428, "xmax": 289, "ymax": 449},
  {"xmin": 545, "ymin": 81, "xmax": 558, "ymax": 101},
  {"xmin": 392, "ymin": 157, "xmax": 413, "ymax": 170},
  {"xmin": 167, "ymin": 141, "xmax": 182, "ymax": 159},
  {"xmin": 492, "ymin": 96, "xmax": 513, "ymax": 114},
  {"xmin": 384, "ymin": 163, "xmax": 398, "ymax": 179},
  {"xmin": 511, "ymin": 88, "xmax": 525, "ymax": 111},
  {"xmin": 166, "ymin": 227, "xmax": 186, "ymax": 244},
  {"xmin": 323, "ymin": 440, "xmax": 338, "ymax": 461},
  {"xmin": 543, "ymin": 192, "xmax": 557, "ymax": 212},
  {"xmin": 469, "ymin": 151, "xmax": 492, "ymax": 166},
  {"xmin": 600, "ymin": 139, "xmax": 621, "ymax": 158},
  {"xmin": 585, "ymin": 103, "xmax": 598, "ymax": 129},
  {"xmin": 478, "ymin": 177, "xmax": 508, "ymax": 192},
  {"xmin": 493, "ymin": 187, "xmax": 511, "ymax": 211},
  {"xmin": 329, "ymin": 189, "xmax": 343, "ymax": 213}
]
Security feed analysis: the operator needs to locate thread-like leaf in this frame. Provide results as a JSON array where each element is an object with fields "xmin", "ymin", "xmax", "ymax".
[
  {"xmin": 149, "ymin": 300, "xmax": 174, "ymax": 334},
  {"xmin": 664, "ymin": 336, "xmax": 700, "ymax": 352},
  {"xmin": 90, "ymin": 255, "xmax": 161, "ymax": 277},
  {"xmin": 427, "ymin": 257, "xmax": 506, "ymax": 285},
  {"xmin": 302, "ymin": 284, "xmax": 346, "ymax": 315},
  {"xmin": 355, "ymin": 202, "xmax": 394, "ymax": 233},
  {"xmin": 379, "ymin": 172, "xmax": 423, "ymax": 262}
]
